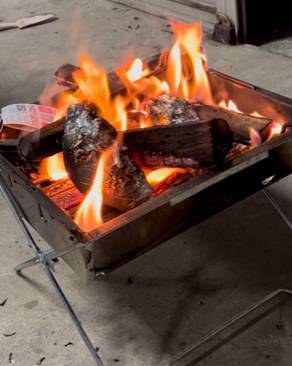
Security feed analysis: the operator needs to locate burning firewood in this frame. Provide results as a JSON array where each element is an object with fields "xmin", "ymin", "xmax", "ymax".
[
  {"xmin": 140, "ymin": 94, "xmax": 200, "ymax": 125},
  {"xmin": 17, "ymin": 96, "xmax": 273, "ymax": 162},
  {"xmin": 125, "ymin": 118, "xmax": 233, "ymax": 167},
  {"xmin": 18, "ymin": 117, "xmax": 65, "ymax": 161},
  {"xmin": 192, "ymin": 103, "xmax": 272, "ymax": 143},
  {"xmin": 63, "ymin": 103, "xmax": 152, "ymax": 211}
]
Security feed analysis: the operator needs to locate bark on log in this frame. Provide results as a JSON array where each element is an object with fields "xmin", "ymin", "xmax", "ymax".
[
  {"xmin": 124, "ymin": 118, "xmax": 233, "ymax": 167},
  {"xmin": 18, "ymin": 118, "xmax": 65, "ymax": 161},
  {"xmin": 192, "ymin": 103, "xmax": 272, "ymax": 143},
  {"xmin": 17, "ymin": 102, "xmax": 273, "ymax": 162}
]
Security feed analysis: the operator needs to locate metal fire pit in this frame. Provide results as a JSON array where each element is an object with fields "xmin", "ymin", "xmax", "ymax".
[
  {"xmin": 1, "ymin": 70, "xmax": 292, "ymax": 281},
  {"xmin": 1, "ymin": 69, "xmax": 292, "ymax": 365}
]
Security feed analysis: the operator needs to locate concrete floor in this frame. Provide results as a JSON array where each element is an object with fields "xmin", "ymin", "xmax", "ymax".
[
  {"xmin": 262, "ymin": 37, "xmax": 292, "ymax": 59},
  {"xmin": 2, "ymin": 1, "xmax": 292, "ymax": 365}
]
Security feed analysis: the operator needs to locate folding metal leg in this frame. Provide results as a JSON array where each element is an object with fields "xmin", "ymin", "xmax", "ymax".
[
  {"xmin": 170, "ymin": 288, "xmax": 292, "ymax": 365},
  {"xmin": 262, "ymin": 188, "xmax": 292, "ymax": 230},
  {"xmin": 170, "ymin": 187, "xmax": 292, "ymax": 365},
  {"xmin": 0, "ymin": 177, "xmax": 104, "ymax": 366},
  {"xmin": 2, "ymin": 167, "xmax": 292, "ymax": 366}
]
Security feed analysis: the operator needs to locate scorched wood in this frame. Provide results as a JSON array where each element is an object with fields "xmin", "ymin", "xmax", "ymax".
[
  {"xmin": 17, "ymin": 95, "xmax": 200, "ymax": 161},
  {"xmin": 18, "ymin": 118, "xmax": 65, "ymax": 161},
  {"xmin": 192, "ymin": 103, "xmax": 272, "ymax": 143},
  {"xmin": 125, "ymin": 118, "xmax": 233, "ymax": 167},
  {"xmin": 63, "ymin": 103, "xmax": 152, "ymax": 211}
]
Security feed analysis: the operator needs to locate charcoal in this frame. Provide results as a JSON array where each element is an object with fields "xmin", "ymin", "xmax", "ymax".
[{"xmin": 137, "ymin": 152, "xmax": 200, "ymax": 167}]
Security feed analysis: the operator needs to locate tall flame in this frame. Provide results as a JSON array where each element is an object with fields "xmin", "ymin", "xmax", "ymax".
[
  {"xmin": 57, "ymin": 21, "xmax": 214, "ymax": 131},
  {"xmin": 75, "ymin": 153, "xmax": 106, "ymax": 232},
  {"xmin": 167, "ymin": 41, "xmax": 182, "ymax": 94},
  {"xmin": 168, "ymin": 21, "xmax": 212, "ymax": 102},
  {"xmin": 51, "ymin": 20, "xmax": 284, "ymax": 233},
  {"xmin": 39, "ymin": 152, "xmax": 68, "ymax": 181}
]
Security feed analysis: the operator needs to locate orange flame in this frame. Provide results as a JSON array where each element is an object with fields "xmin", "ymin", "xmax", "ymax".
[
  {"xmin": 167, "ymin": 41, "xmax": 182, "ymax": 94},
  {"xmin": 250, "ymin": 111, "xmax": 263, "ymax": 118},
  {"xmin": 249, "ymin": 121, "xmax": 283, "ymax": 147},
  {"xmin": 52, "ymin": 20, "xmax": 285, "ymax": 232},
  {"xmin": 125, "ymin": 58, "xmax": 150, "ymax": 83},
  {"xmin": 218, "ymin": 99, "xmax": 243, "ymax": 114},
  {"xmin": 267, "ymin": 121, "xmax": 283, "ymax": 140},
  {"xmin": 56, "ymin": 21, "xmax": 214, "ymax": 131},
  {"xmin": 39, "ymin": 152, "xmax": 68, "ymax": 181},
  {"xmin": 168, "ymin": 21, "xmax": 212, "ymax": 102},
  {"xmin": 75, "ymin": 153, "xmax": 106, "ymax": 232},
  {"xmin": 248, "ymin": 128, "xmax": 262, "ymax": 148}
]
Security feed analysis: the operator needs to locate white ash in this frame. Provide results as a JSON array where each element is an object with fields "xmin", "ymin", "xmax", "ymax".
[{"xmin": 142, "ymin": 95, "xmax": 199, "ymax": 125}]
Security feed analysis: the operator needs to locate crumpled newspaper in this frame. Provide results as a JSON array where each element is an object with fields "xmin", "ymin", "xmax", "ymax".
[{"xmin": 0, "ymin": 104, "xmax": 56, "ymax": 132}]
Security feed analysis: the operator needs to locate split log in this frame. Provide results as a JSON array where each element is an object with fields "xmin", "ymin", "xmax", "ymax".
[
  {"xmin": 125, "ymin": 118, "xmax": 233, "ymax": 167},
  {"xmin": 54, "ymin": 53, "xmax": 162, "ymax": 90},
  {"xmin": 63, "ymin": 103, "xmax": 152, "ymax": 211},
  {"xmin": 17, "ymin": 99, "xmax": 273, "ymax": 162},
  {"xmin": 192, "ymin": 103, "xmax": 272, "ymax": 143}
]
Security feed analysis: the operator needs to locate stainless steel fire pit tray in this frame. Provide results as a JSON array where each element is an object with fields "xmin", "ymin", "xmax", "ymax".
[
  {"xmin": 1, "ymin": 70, "xmax": 292, "ymax": 283},
  {"xmin": 2, "ymin": 68, "xmax": 292, "ymax": 366}
]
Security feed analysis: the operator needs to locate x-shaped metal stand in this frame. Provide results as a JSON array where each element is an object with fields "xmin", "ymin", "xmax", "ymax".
[
  {"xmin": 0, "ymin": 175, "xmax": 104, "ymax": 366},
  {"xmin": 1, "ymin": 171, "xmax": 292, "ymax": 366}
]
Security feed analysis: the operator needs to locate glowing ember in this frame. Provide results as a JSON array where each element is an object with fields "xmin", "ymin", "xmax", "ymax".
[
  {"xmin": 145, "ymin": 167, "xmax": 185, "ymax": 188},
  {"xmin": 75, "ymin": 153, "xmax": 106, "ymax": 232},
  {"xmin": 39, "ymin": 152, "xmax": 68, "ymax": 181}
]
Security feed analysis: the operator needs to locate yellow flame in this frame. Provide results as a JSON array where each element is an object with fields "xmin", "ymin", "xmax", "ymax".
[
  {"xmin": 39, "ymin": 152, "xmax": 68, "ymax": 181},
  {"xmin": 267, "ymin": 121, "xmax": 283, "ymax": 140},
  {"xmin": 126, "ymin": 58, "xmax": 149, "ymax": 82},
  {"xmin": 75, "ymin": 153, "xmax": 105, "ymax": 232},
  {"xmin": 167, "ymin": 41, "xmax": 182, "ymax": 94}
]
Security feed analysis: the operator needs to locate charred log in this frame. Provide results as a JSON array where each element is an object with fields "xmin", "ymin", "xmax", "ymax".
[
  {"xmin": 18, "ymin": 118, "xmax": 65, "ymax": 161},
  {"xmin": 63, "ymin": 103, "xmax": 152, "ymax": 211},
  {"xmin": 140, "ymin": 95, "xmax": 200, "ymax": 125},
  {"xmin": 192, "ymin": 103, "xmax": 272, "ymax": 143},
  {"xmin": 125, "ymin": 118, "xmax": 233, "ymax": 167},
  {"xmin": 17, "ymin": 99, "xmax": 273, "ymax": 163}
]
